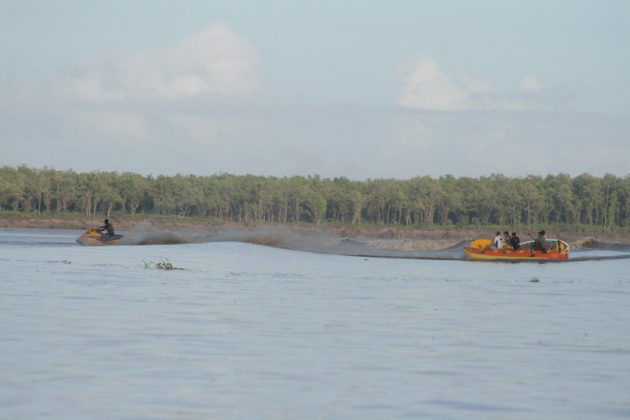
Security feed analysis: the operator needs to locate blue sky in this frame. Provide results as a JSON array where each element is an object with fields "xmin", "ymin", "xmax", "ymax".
[{"xmin": 1, "ymin": 0, "xmax": 629, "ymax": 178}]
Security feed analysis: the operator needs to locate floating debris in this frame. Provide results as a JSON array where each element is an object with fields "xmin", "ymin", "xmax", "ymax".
[
  {"xmin": 46, "ymin": 260, "xmax": 72, "ymax": 264},
  {"xmin": 143, "ymin": 258, "xmax": 184, "ymax": 271},
  {"xmin": 530, "ymin": 277, "xmax": 540, "ymax": 283}
]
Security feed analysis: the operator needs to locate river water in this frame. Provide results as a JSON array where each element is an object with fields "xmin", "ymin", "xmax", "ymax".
[{"xmin": 1, "ymin": 228, "xmax": 629, "ymax": 419}]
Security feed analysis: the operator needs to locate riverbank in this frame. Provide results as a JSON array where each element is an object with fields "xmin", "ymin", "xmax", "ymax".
[{"xmin": 1, "ymin": 213, "xmax": 629, "ymax": 249}]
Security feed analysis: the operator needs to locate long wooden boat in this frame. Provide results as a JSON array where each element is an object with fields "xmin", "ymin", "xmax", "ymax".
[
  {"xmin": 464, "ymin": 238, "xmax": 570, "ymax": 261},
  {"xmin": 76, "ymin": 229, "xmax": 123, "ymax": 246}
]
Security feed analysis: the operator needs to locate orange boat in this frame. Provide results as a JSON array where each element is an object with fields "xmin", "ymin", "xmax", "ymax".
[
  {"xmin": 76, "ymin": 229, "xmax": 123, "ymax": 246},
  {"xmin": 464, "ymin": 238, "xmax": 570, "ymax": 261}
]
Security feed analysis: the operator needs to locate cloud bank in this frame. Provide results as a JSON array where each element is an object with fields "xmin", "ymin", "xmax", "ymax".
[
  {"xmin": 1, "ymin": 32, "xmax": 628, "ymax": 179},
  {"xmin": 66, "ymin": 22, "xmax": 258, "ymax": 102},
  {"xmin": 399, "ymin": 55, "xmax": 561, "ymax": 111}
]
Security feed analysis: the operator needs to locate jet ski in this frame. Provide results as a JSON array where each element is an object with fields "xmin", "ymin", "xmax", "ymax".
[{"xmin": 76, "ymin": 229, "xmax": 123, "ymax": 246}]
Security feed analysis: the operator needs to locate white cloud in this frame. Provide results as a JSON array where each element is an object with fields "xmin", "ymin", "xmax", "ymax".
[
  {"xmin": 68, "ymin": 70, "xmax": 125, "ymax": 103},
  {"xmin": 67, "ymin": 22, "xmax": 258, "ymax": 102},
  {"xmin": 400, "ymin": 55, "xmax": 489, "ymax": 110},
  {"xmin": 400, "ymin": 55, "xmax": 549, "ymax": 111},
  {"xmin": 519, "ymin": 74, "xmax": 543, "ymax": 93}
]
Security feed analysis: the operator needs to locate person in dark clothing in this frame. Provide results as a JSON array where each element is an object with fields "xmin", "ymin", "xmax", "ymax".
[
  {"xmin": 98, "ymin": 219, "xmax": 114, "ymax": 236},
  {"xmin": 510, "ymin": 232, "xmax": 520, "ymax": 250},
  {"xmin": 533, "ymin": 230, "xmax": 547, "ymax": 253}
]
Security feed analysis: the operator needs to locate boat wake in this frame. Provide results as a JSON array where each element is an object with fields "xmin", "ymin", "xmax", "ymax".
[{"xmin": 114, "ymin": 224, "xmax": 630, "ymax": 263}]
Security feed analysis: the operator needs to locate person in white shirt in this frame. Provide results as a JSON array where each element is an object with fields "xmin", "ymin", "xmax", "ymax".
[{"xmin": 492, "ymin": 231, "xmax": 505, "ymax": 249}]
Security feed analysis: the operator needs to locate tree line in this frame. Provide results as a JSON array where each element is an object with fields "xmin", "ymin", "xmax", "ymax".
[{"xmin": 1, "ymin": 166, "xmax": 629, "ymax": 229}]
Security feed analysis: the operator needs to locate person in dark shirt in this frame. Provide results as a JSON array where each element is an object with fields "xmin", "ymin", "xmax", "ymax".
[
  {"xmin": 98, "ymin": 219, "xmax": 114, "ymax": 236},
  {"xmin": 534, "ymin": 230, "xmax": 547, "ymax": 253},
  {"xmin": 510, "ymin": 232, "xmax": 520, "ymax": 250}
]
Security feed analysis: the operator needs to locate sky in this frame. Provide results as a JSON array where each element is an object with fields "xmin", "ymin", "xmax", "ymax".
[{"xmin": 1, "ymin": 0, "xmax": 629, "ymax": 179}]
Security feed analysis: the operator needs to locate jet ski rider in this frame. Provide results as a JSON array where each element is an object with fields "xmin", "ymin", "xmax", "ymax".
[{"xmin": 98, "ymin": 219, "xmax": 114, "ymax": 236}]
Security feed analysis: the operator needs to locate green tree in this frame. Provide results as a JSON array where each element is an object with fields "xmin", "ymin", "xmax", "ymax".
[{"xmin": 118, "ymin": 173, "xmax": 149, "ymax": 215}]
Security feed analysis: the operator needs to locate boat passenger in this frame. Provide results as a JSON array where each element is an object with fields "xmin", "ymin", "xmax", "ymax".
[
  {"xmin": 492, "ymin": 231, "xmax": 505, "ymax": 249},
  {"xmin": 534, "ymin": 230, "xmax": 547, "ymax": 253},
  {"xmin": 510, "ymin": 232, "xmax": 520, "ymax": 250},
  {"xmin": 98, "ymin": 219, "xmax": 114, "ymax": 236},
  {"xmin": 503, "ymin": 231, "xmax": 511, "ymax": 249}
]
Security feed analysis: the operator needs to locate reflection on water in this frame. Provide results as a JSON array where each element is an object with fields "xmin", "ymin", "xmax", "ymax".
[{"xmin": 1, "ymin": 229, "xmax": 630, "ymax": 418}]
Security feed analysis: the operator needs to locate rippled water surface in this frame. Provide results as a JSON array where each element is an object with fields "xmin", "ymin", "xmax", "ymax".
[{"xmin": 1, "ymin": 229, "xmax": 630, "ymax": 419}]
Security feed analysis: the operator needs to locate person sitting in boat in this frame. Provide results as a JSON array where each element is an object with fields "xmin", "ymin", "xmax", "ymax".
[
  {"xmin": 503, "ymin": 231, "xmax": 511, "ymax": 249},
  {"xmin": 492, "ymin": 231, "xmax": 505, "ymax": 249},
  {"xmin": 97, "ymin": 219, "xmax": 114, "ymax": 236},
  {"xmin": 534, "ymin": 230, "xmax": 547, "ymax": 253},
  {"xmin": 510, "ymin": 232, "xmax": 520, "ymax": 250}
]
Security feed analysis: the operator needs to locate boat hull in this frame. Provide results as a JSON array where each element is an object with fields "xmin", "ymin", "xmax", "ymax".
[
  {"xmin": 464, "ymin": 239, "xmax": 569, "ymax": 261},
  {"xmin": 76, "ymin": 229, "xmax": 123, "ymax": 246}
]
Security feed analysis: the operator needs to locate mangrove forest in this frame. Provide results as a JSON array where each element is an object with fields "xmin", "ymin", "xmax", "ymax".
[{"xmin": 1, "ymin": 166, "xmax": 629, "ymax": 229}]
